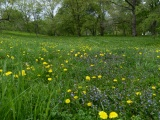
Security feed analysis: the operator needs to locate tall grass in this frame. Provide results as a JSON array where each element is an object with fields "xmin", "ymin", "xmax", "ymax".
[{"xmin": 0, "ymin": 31, "xmax": 160, "ymax": 120}]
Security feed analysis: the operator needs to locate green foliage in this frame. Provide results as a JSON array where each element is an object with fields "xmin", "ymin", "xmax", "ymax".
[{"xmin": 0, "ymin": 31, "xmax": 160, "ymax": 119}]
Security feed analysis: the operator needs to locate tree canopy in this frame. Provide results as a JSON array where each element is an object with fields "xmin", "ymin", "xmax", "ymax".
[{"xmin": 0, "ymin": 0, "xmax": 160, "ymax": 36}]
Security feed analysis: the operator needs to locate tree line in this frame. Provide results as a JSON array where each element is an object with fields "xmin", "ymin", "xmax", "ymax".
[{"xmin": 0, "ymin": 0, "xmax": 160, "ymax": 36}]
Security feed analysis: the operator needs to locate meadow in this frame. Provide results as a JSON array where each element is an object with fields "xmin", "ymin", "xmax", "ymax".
[{"xmin": 0, "ymin": 31, "xmax": 159, "ymax": 120}]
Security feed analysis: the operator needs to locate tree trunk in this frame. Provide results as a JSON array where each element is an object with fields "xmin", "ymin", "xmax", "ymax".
[{"xmin": 132, "ymin": 8, "xmax": 137, "ymax": 36}]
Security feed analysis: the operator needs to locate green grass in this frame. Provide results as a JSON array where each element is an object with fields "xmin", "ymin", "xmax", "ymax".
[{"xmin": 0, "ymin": 31, "xmax": 160, "ymax": 120}]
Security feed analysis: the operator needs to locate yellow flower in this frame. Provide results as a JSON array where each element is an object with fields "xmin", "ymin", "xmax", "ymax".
[
  {"xmin": 48, "ymin": 78, "xmax": 52, "ymax": 81},
  {"xmin": 5, "ymin": 71, "xmax": 12, "ymax": 76},
  {"xmin": 152, "ymin": 86, "xmax": 156, "ymax": 90},
  {"xmin": 82, "ymin": 91, "xmax": 86, "ymax": 94},
  {"xmin": 0, "ymin": 69, "xmax": 3, "ymax": 73},
  {"xmin": 127, "ymin": 100, "xmax": 133, "ymax": 104},
  {"xmin": 92, "ymin": 76, "xmax": 96, "ymax": 79},
  {"xmin": 86, "ymin": 76, "xmax": 91, "ymax": 81},
  {"xmin": 65, "ymin": 99, "xmax": 70, "ymax": 104},
  {"xmin": 152, "ymin": 93, "xmax": 156, "ymax": 96},
  {"xmin": 63, "ymin": 68, "xmax": 67, "ymax": 72},
  {"xmin": 136, "ymin": 92, "xmax": 141, "ymax": 96},
  {"xmin": 11, "ymin": 56, "xmax": 14, "ymax": 60},
  {"xmin": 109, "ymin": 112, "xmax": 118, "ymax": 119},
  {"xmin": 113, "ymin": 79, "xmax": 117, "ymax": 82},
  {"xmin": 67, "ymin": 89, "xmax": 72, "ymax": 92},
  {"xmin": 22, "ymin": 70, "xmax": 26, "ymax": 76},
  {"xmin": 41, "ymin": 58, "xmax": 44, "ymax": 60},
  {"xmin": 122, "ymin": 78, "xmax": 125, "ymax": 80},
  {"xmin": 36, "ymin": 59, "xmax": 38, "ymax": 62},
  {"xmin": 87, "ymin": 102, "xmax": 92, "ymax": 107},
  {"xmin": 43, "ymin": 62, "xmax": 48, "ymax": 65},
  {"xmin": 75, "ymin": 54, "xmax": 78, "ymax": 57},
  {"xmin": 99, "ymin": 111, "xmax": 108, "ymax": 119},
  {"xmin": 48, "ymin": 69, "xmax": 52, "ymax": 73},
  {"xmin": 98, "ymin": 75, "xmax": 102, "ymax": 79},
  {"xmin": 14, "ymin": 74, "xmax": 19, "ymax": 78},
  {"xmin": 65, "ymin": 60, "xmax": 68, "ymax": 63},
  {"xmin": 90, "ymin": 64, "xmax": 94, "ymax": 67},
  {"xmin": 74, "ymin": 96, "xmax": 78, "ymax": 99}
]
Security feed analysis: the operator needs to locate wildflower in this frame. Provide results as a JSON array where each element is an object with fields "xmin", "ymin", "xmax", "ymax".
[
  {"xmin": 87, "ymin": 102, "xmax": 92, "ymax": 107},
  {"xmin": 139, "ymin": 52, "xmax": 142, "ymax": 55},
  {"xmin": 152, "ymin": 93, "xmax": 156, "ymax": 96},
  {"xmin": 43, "ymin": 62, "xmax": 48, "ymax": 65},
  {"xmin": 45, "ymin": 65, "xmax": 50, "ymax": 68},
  {"xmin": 113, "ymin": 79, "xmax": 117, "ymax": 82},
  {"xmin": 98, "ymin": 75, "xmax": 102, "ymax": 79},
  {"xmin": 86, "ymin": 76, "xmax": 91, "ymax": 81},
  {"xmin": 0, "ymin": 69, "xmax": 2, "ymax": 73},
  {"xmin": 75, "ymin": 54, "xmax": 78, "ymax": 57},
  {"xmin": 5, "ymin": 71, "xmax": 12, "ymax": 76},
  {"xmin": 109, "ymin": 112, "xmax": 118, "ymax": 119},
  {"xmin": 67, "ymin": 89, "xmax": 72, "ymax": 92},
  {"xmin": 152, "ymin": 86, "xmax": 156, "ymax": 90},
  {"xmin": 14, "ymin": 74, "xmax": 19, "ymax": 78},
  {"xmin": 22, "ymin": 70, "xmax": 26, "ymax": 76},
  {"xmin": 99, "ymin": 111, "xmax": 108, "ymax": 119},
  {"xmin": 11, "ymin": 56, "xmax": 14, "ymax": 59},
  {"xmin": 127, "ymin": 100, "xmax": 133, "ymax": 104},
  {"xmin": 90, "ymin": 64, "xmax": 94, "ymax": 67},
  {"xmin": 48, "ymin": 78, "xmax": 52, "ymax": 81},
  {"xmin": 122, "ymin": 78, "xmax": 125, "ymax": 80},
  {"xmin": 112, "ymin": 86, "xmax": 115, "ymax": 89},
  {"xmin": 63, "ymin": 68, "xmax": 67, "ymax": 72},
  {"xmin": 82, "ymin": 91, "xmax": 86, "ymax": 94},
  {"xmin": 41, "ymin": 58, "xmax": 44, "ymax": 60},
  {"xmin": 36, "ymin": 59, "xmax": 38, "ymax": 62},
  {"xmin": 136, "ymin": 92, "xmax": 141, "ymax": 96},
  {"xmin": 74, "ymin": 96, "xmax": 78, "ymax": 99},
  {"xmin": 65, "ymin": 99, "xmax": 70, "ymax": 104},
  {"xmin": 48, "ymin": 69, "xmax": 52, "ymax": 73},
  {"xmin": 92, "ymin": 76, "xmax": 96, "ymax": 79},
  {"xmin": 65, "ymin": 60, "xmax": 68, "ymax": 63}
]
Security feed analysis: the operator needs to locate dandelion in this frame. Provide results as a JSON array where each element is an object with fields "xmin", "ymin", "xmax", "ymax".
[
  {"xmin": 92, "ymin": 76, "xmax": 96, "ymax": 79},
  {"xmin": 75, "ymin": 54, "xmax": 78, "ymax": 57},
  {"xmin": 48, "ymin": 69, "xmax": 52, "ymax": 73},
  {"xmin": 99, "ymin": 111, "xmax": 108, "ymax": 119},
  {"xmin": 122, "ymin": 78, "xmax": 125, "ymax": 80},
  {"xmin": 90, "ymin": 64, "xmax": 94, "ymax": 67},
  {"xmin": 109, "ymin": 112, "xmax": 118, "ymax": 119},
  {"xmin": 152, "ymin": 86, "xmax": 156, "ymax": 90},
  {"xmin": 113, "ymin": 79, "xmax": 117, "ymax": 82},
  {"xmin": 98, "ymin": 75, "xmax": 102, "ymax": 79},
  {"xmin": 48, "ymin": 78, "xmax": 52, "ymax": 81},
  {"xmin": 127, "ymin": 100, "xmax": 133, "ymax": 104},
  {"xmin": 152, "ymin": 93, "xmax": 156, "ymax": 96},
  {"xmin": 65, "ymin": 99, "xmax": 70, "ymax": 104},
  {"xmin": 136, "ymin": 92, "xmax": 141, "ymax": 96},
  {"xmin": 65, "ymin": 60, "xmax": 68, "ymax": 63},
  {"xmin": 74, "ymin": 96, "xmax": 78, "ymax": 99},
  {"xmin": 14, "ymin": 74, "xmax": 19, "ymax": 78},
  {"xmin": 43, "ymin": 62, "xmax": 48, "ymax": 65},
  {"xmin": 67, "ymin": 89, "xmax": 72, "ymax": 92},
  {"xmin": 63, "ymin": 68, "xmax": 67, "ymax": 72},
  {"xmin": 86, "ymin": 76, "xmax": 91, "ymax": 81},
  {"xmin": 22, "ymin": 70, "xmax": 26, "ymax": 76},
  {"xmin": 87, "ymin": 102, "xmax": 92, "ymax": 107},
  {"xmin": 0, "ymin": 69, "xmax": 2, "ymax": 73},
  {"xmin": 82, "ymin": 91, "xmax": 86, "ymax": 94},
  {"xmin": 5, "ymin": 71, "xmax": 12, "ymax": 76},
  {"xmin": 11, "ymin": 56, "xmax": 14, "ymax": 59}
]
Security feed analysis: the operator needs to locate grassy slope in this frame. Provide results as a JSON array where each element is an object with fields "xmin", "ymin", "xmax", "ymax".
[{"xmin": 0, "ymin": 31, "xmax": 160, "ymax": 120}]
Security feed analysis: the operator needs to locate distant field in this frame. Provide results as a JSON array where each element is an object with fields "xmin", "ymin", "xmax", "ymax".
[{"xmin": 0, "ymin": 31, "xmax": 160, "ymax": 120}]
